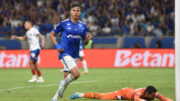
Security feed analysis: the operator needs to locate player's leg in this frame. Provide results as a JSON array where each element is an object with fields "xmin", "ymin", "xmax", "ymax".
[
  {"xmin": 71, "ymin": 91, "xmax": 120, "ymax": 100},
  {"xmin": 32, "ymin": 49, "xmax": 44, "ymax": 82},
  {"xmin": 71, "ymin": 92, "xmax": 118, "ymax": 100},
  {"xmin": 52, "ymin": 72, "xmax": 72, "ymax": 101},
  {"xmin": 79, "ymin": 50, "xmax": 88, "ymax": 73},
  {"xmin": 61, "ymin": 56, "xmax": 80, "ymax": 85},
  {"xmin": 52, "ymin": 56, "xmax": 80, "ymax": 101},
  {"xmin": 71, "ymin": 92, "xmax": 102, "ymax": 99},
  {"xmin": 100, "ymin": 92, "xmax": 119, "ymax": 100},
  {"xmin": 52, "ymin": 60, "xmax": 70, "ymax": 101},
  {"xmin": 29, "ymin": 50, "xmax": 39, "ymax": 82},
  {"xmin": 29, "ymin": 60, "xmax": 37, "ymax": 82},
  {"xmin": 57, "ymin": 67, "xmax": 80, "ymax": 97},
  {"xmin": 63, "ymin": 72, "xmax": 69, "ymax": 79},
  {"xmin": 59, "ymin": 58, "xmax": 80, "ymax": 95},
  {"xmin": 34, "ymin": 62, "xmax": 44, "ymax": 82},
  {"xmin": 60, "ymin": 67, "xmax": 70, "ymax": 79}
]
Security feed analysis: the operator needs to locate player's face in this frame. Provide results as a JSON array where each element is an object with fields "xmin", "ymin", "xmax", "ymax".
[
  {"xmin": 70, "ymin": 7, "xmax": 81, "ymax": 20},
  {"xmin": 144, "ymin": 92, "xmax": 156, "ymax": 100},
  {"xmin": 24, "ymin": 22, "xmax": 31, "ymax": 30}
]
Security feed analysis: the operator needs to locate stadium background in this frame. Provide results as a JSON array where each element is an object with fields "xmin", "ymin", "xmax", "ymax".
[
  {"xmin": 0, "ymin": 0, "xmax": 175, "ymax": 101},
  {"xmin": 0, "ymin": 0, "xmax": 175, "ymax": 68}
]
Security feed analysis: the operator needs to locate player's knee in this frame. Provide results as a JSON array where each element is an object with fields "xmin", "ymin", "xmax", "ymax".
[
  {"xmin": 29, "ymin": 60, "xmax": 33, "ymax": 65},
  {"xmin": 70, "ymin": 67, "xmax": 80, "ymax": 79},
  {"xmin": 35, "ymin": 67, "xmax": 39, "ymax": 71},
  {"xmin": 94, "ymin": 93, "xmax": 101, "ymax": 99},
  {"xmin": 79, "ymin": 57, "xmax": 83, "ymax": 61},
  {"xmin": 73, "ymin": 72, "xmax": 80, "ymax": 79}
]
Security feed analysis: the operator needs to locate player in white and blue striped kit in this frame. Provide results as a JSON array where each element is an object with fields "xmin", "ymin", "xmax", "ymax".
[
  {"xmin": 49, "ymin": 3, "xmax": 92, "ymax": 101},
  {"xmin": 11, "ymin": 21, "xmax": 44, "ymax": 83}
]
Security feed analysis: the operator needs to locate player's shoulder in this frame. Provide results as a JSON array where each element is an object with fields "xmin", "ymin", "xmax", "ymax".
[
  {"xmin": 136, "ymin": 88, "xmax": 145, "ymax": 90},
  {"xmin": 29, "ymin": 27, "xmax": 40, "ymax": 35},
  {"xmin": 135, "ymin": 88, "xmax": 146, "ymax": 93},
  {"xmin": 60, "ymin": 19, "xmax": 70, "ymax": 24},
  {"xmin": 134, "ymin": 88, "xmax": 145, "ymax": 96},
  {"xmin": 31, "ymin": 27, "xmax": 39, "ymax": 31},
  {"xmin": 56, "ymin": 19, "xmax": 70, "ymax": 27},
  {"xmin": 78, "ymin": 20, "xmax": 86, "ymax": 26}
]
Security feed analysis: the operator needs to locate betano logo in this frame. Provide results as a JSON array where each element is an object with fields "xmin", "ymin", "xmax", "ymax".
[
  {"xmin": 114, "ymin": 50, "xmax": 175, "ymax": 67},
  {"xmin": 0, "ymin": 52, "xmax": 40, "ymax": 68},
  {"xmin": 67, "ymin": 34, "xmax": 81, "ymax": 39}
]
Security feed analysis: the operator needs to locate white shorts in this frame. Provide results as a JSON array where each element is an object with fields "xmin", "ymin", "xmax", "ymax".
[
  {"xmin": 61, "ymin": 55, "xmax": 78, "ymax": 72},
  {"xmin": 79, "ymin": 50, "xmax": 84, "ymax": 57}
]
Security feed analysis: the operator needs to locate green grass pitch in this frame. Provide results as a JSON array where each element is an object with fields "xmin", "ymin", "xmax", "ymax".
[{"xmin": 0, "ymin": 68, "xmax": 175, "ymax": 101}]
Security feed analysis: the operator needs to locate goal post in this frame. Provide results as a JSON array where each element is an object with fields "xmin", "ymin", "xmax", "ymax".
[{"xmin": 175, "ymin": 0, "xmax": 180, "ymax": 100}]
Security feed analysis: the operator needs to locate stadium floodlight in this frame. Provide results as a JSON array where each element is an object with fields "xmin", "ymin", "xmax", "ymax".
[{"xmin": 175, "ymin": 0, "xmax": 180, "ymax": 100}]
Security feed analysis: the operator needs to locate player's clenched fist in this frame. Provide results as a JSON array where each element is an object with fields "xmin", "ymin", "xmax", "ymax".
[{"xmin": 86, "ymin": 32, "xmax": 92, "ymax": 40}]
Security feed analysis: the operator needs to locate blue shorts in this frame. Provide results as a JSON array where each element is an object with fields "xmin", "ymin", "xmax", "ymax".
[{"xmin": 30, "ymin": 49, "xmax": 40, "ymax": 62}]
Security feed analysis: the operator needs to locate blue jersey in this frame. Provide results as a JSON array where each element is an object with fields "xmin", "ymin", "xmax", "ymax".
[
  {"xmin": 53, "ymin": 18, "xmax": 87, "ymax": 59},
  {"xmin": 79, "ymin": 40, "xmax": 83, "ymax": 51}
]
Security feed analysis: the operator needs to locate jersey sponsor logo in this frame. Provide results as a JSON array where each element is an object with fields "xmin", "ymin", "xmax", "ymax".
[{"xmin": 67, "ymin": 34, "xmax": 81, "ymax": 39}]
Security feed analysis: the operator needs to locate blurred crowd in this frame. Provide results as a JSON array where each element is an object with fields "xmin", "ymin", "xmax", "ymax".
[{"xmin": 0, "ymin": 0, "xmax": 174, "ymax": 38}]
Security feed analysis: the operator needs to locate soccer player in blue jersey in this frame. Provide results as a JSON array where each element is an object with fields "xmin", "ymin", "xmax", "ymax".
[{"xmin": 49, "ymin": 3, "xmax": 92, "ymax": 101}]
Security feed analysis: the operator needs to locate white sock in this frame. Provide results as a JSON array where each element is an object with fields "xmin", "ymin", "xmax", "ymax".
[
  {"xmin": 39, "ymin": 76, "xmax": 43, "ymax": 80},
  {"xmin": 63, "ymin": 73, "xmax": 75, "ymax": 86},
  {"xmin": 53, "ymin": 89, "xmax": 60, "ymax": 99},
  {"xmin": 82, "ymin": 60, "xmax": 88, "ymax": 72},
  {"xmin": 79, "ymin": 93, "xmax": 84, "ymax": 97},
  {"xmin": 33, "ymin": 75, "xmax": 36, "ymax": 79}
]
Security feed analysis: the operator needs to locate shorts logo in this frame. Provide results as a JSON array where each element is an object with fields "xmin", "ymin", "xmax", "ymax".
[
  {"xmin": 67, "ymin": 34, "xmax": 81, "ymax": 39},
  {"xmin": 31, "ymin": 53, "xmax": 35, "ymax": 58}
]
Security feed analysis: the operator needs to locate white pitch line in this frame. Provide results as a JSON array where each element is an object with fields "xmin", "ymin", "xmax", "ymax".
[{"xmin": 0, "ymin": 80, "xmax": 97, "ymax": 92}]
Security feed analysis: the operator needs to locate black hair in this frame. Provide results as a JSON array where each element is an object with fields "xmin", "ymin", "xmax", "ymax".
[
  {"xmin": 25, "ymin": 20, "xmax": 33, "ymax": 25},
  {"xmin": 71, "ymin": 3, "xmax": 81, "ymax": 9},
  {"xmin": 145, "ymin": 86, "xmax": 157, "ymax": 94}
]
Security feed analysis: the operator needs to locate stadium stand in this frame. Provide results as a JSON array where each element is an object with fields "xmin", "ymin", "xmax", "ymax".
[
  {"xmin": 0, "ymin": 0, "xmax": 174, "ymax": 37},
  {"xmin": 0, "ymin": 0, "xmax": 174, "ymax": 49}
]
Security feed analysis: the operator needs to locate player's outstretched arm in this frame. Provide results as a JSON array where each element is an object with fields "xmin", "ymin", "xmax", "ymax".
[
  {"xmin": 155, "ymin": 92, "xmax": 173, "ymax": 101},
  {"xmin": 49, "ymin": 31, "xmax": 64, "ymax": 53},
  {"xmin": 11, "ymin": 35, "xmax": 27, "ymax": 41},
  {"xmin": 38, "ymin": 34, "xmax": 45, "ymax": 49}
]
